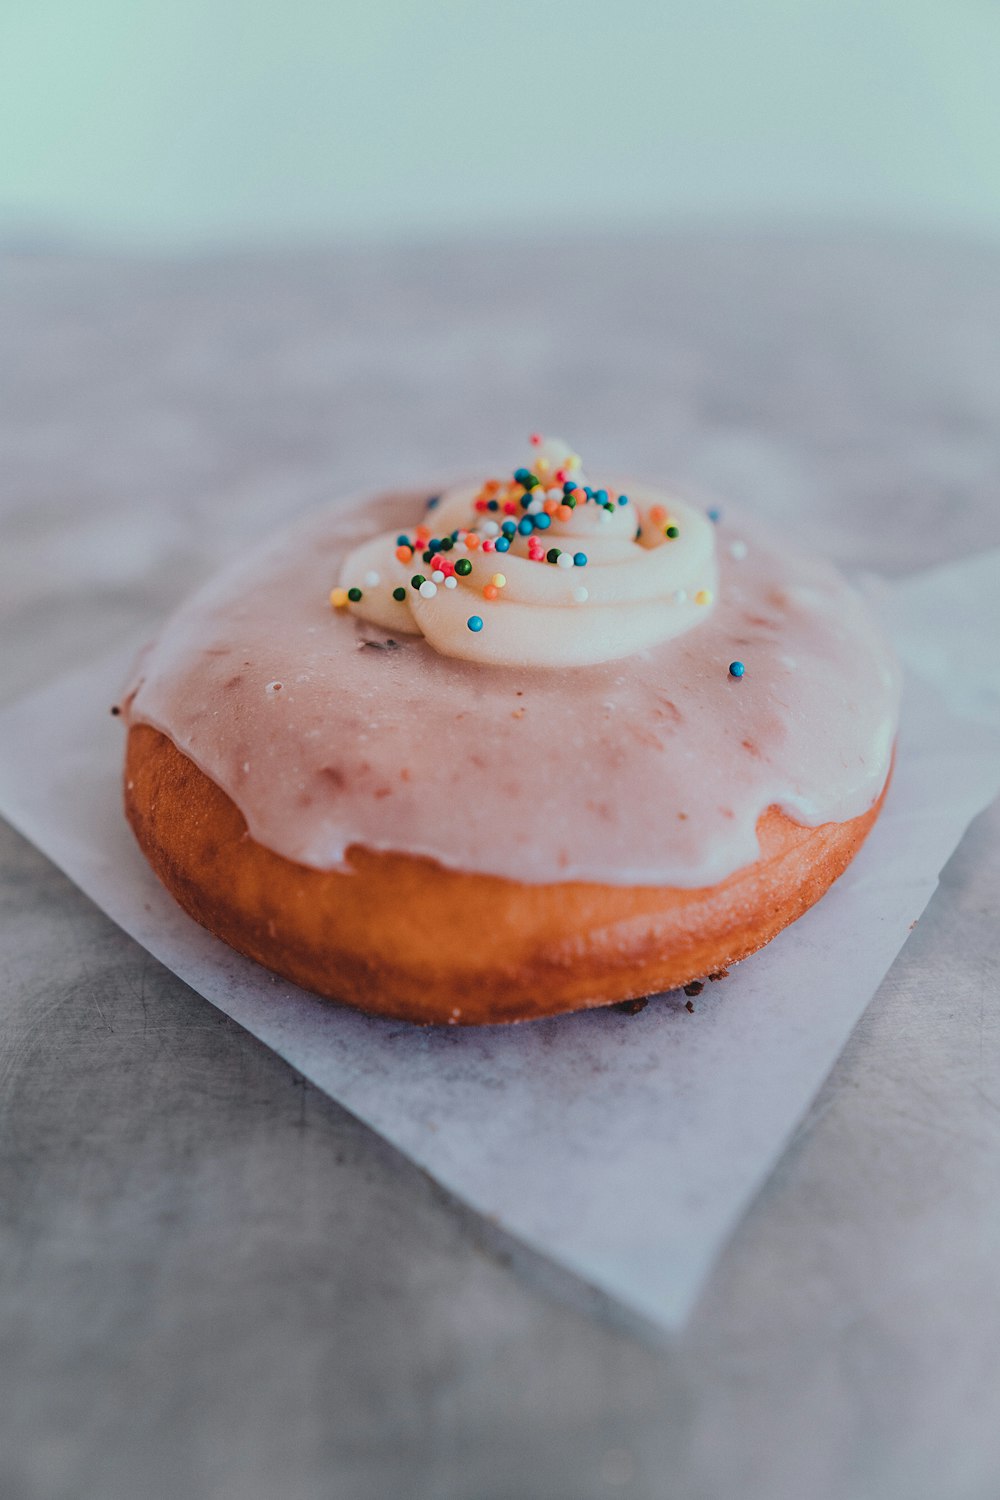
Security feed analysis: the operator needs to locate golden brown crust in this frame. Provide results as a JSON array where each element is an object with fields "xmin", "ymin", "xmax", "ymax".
[{"xmin": 124, "ymin": 723, "xmax": 890, "ymax": 1025}]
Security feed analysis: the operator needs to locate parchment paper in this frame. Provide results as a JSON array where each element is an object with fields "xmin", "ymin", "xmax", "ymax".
[{"xmin": 1, "ymin": 549, "xmax": 997, "ymax": 1331}]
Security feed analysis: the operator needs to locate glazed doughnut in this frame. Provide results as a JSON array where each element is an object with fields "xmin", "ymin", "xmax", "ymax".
[{"xmin": 121, "ymin": 437, "xmax": 899, "ymax": 1024}]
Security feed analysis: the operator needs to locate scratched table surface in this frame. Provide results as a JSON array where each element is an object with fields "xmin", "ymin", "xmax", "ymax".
[{"xmin": 2, "ymin": 230, "xmax": 999, "ymax": 1500}]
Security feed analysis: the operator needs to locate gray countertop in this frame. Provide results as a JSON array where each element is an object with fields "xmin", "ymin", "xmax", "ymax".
[{"xmin": 2, "ymin": 230, "xmax": 999, "ymax": 1500}]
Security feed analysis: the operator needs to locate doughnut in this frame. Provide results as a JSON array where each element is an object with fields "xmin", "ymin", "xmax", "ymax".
[{"xmin": 121, "ymin": 436, "xmax": 899, "ymax": 1024}]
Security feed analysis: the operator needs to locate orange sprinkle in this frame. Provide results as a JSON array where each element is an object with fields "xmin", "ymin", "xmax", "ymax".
[
  {"xmin": 395, "ymin": 545, "xmax": 412, "ymax": 563},
  {"xmin": 482, "ymin": 583, "xmax": 499, "ymax": 601},
  {"xmin": 649, "ymin": 505, "xmax": 667, "ymax": 525},
  {"xmin": 544, "ymin": 496, "xmax": 559, "ymax": 514},
  {"xmin": 483, "ymin": 479, "xmax": 501, "ymax": 496},
  {"xmin": 465, "ymin": 534, "xmax": 480, "ymax": 550},
  {"xmin": 556, "ymin": 504, "xmax": 573, "ymax": 522}
]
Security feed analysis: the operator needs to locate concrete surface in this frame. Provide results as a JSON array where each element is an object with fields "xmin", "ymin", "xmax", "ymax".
[{"xmin": 1, "ymin": 230, "xmax": 999, "ymax": 1500}]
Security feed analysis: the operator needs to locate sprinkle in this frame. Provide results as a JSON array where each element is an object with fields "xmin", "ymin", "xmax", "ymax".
[
  {"xmin": 573, "ymin": 551, "xmax": 588, "ymax": 567},
  {"xmin": 730, "ymin": 539, "xmax": 748, "ymax": 560},
  {"xmin": 329, "ymin": 587, "xmax": 349, "ymax": 609},
  {"xmin": 546, "ymin": 548, "xmax": 561, "ymax": 564},
  {"xmin": 431, "ymin": 569, "xmax": 445, "ymax": 583},
  {"xmin": 533, "ymin": 512, "xmax": 551, "ymax": 530},
  {"xmin": 501, "ymin": 519, "xmax": 517, "ymax": 535},
  {"xmin": 529, "ymin": 433, "xmax": 542, "ymax": 446},
  {"xmin": 572, "ymin": 585, "xmax": 589, "ymax": 603},
  {"xmin": 392, "ymin": 586, "xmax": 406, "ymax": 602},
  {"xmin": 729, "ymin": 661, "xmax": 745, "ymax": 678},
  {"xmin": 491, "ymin": 572, "xmax": 506, "ymax": 588},
  {"xmin": 648, "ymin": 505, "xmax": 667, "ymax": 525},
  {"xmin": 617, "ymin": 494, "xmax": 629, "ymax": 506},
  {"xmin": 595, "ymin": 489, "xmax": 608, "ymax": 505},
  {"xmin": 708, "ymin": 507, "xmax": 722, "ymax": 523},
  {"xmin": 363, "ymin": 570, "xmax": 380, "ymax": 587},
  {"xmin": 419, "ymin": 580, "xmax": 437, "ymax": 598},
  {"xmin": 673, "ymin": 588, "xmax": 688, "ymax": 604},
  {"xmin": 556, "ymin": 552, "xmax": 574, "ymax": 569},
  {"xmin": 514, "ymin": 468, "xmax": 532, "ymax": 486},
  {"xmin": 426, "ymin": 495, "xmax": 441, "ymax": 509},
  {"xmin": 495, "ymin": 537, "xmax": 510, "ymax": 552},
  {"xmin": 395, "ymin": 545, "xmax": 412, "ymax": 563},
  {"xmin": 482, "ymin": 520, "xmax": 500, "ymax": 537},
  {"xmin": 486, "ymin": 499, "xmax": 499, "ymax": 511},
  {"xmin": 665, "ymin": 525, "xmax": 679, "ymax": 539},
  {"xmin": 482, "ymin": 583, "xmax": 499, "ymax": 601},
  {"xmin": 410, "ymin": 574, "xmax": 426, "ymax": 590},
  {"xmin": 482, "ymin": 538, "xmax": 495, "ymax": 552},
  {"xmin": 695, "ymin": 588, "xmax": 712, "ymax": 606},
  {"xmin": 396, "ymin": 535, "xmax": 410, "ymax": 547},
  {"xmin": 455, "ymin": 557, "xmax": 473, "ymax": 576},
  {"xmin": 347, "ymin": 587, "xmax": 363, "ymax": 602},
  {"xmin": 465, "ymin": 534, "xmax": 480, "ymax": 551},
  {"xmin": 517, "ymin": 517, "xmax": 534, "ymax": 535},
  {"xmin": 467, "ymin": 615, "xmax": 484, "ymax": 632},
  {"xmin": 444, "ymin": 575, "xmax": 458, "ymax": 589}
]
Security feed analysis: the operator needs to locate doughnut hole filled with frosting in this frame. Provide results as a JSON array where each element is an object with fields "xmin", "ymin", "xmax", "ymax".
[{"xmin": 121, "ymin": 435, "xmax": 900, "ymax": 1024}]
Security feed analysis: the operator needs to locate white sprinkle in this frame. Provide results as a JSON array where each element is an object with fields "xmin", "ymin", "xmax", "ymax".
[
  {"xmin": 730, "ymin": 540, "xmax": 748, "ymax": 560},
  {"xmin": 545, "ymin": 487, "xmax": 562, "ymax": 501},
  {"xmin": 527, "ymin": 497, "xmax": 544, "ymax": 514},
  {"xmin": 556, "ymin": 551, "xmax": 574, "ymax": 569},
  {"xmin": 431, "ymin": 569, "xmax": 445, "ymax": 583},
  {"xmin": 482, "ymin": 520, "xmax": 500, "ymax": 536},
  {"xmin": 444, "ymin": 575, "xmax": 458, "ymax": 589},
  {"xmin": 363, "ymin": 569, "xmax": 381, "ymax": 587},
  {"xmin": 673, "ymin": 589, "xmax": 687, "ymax": 604},
  {"xmin": 572, "ymin": 586, "xmax": 589, "ymax": 603},
  {"xmin": 418, "ymin": 580, "xmax": 438, "ymax": 598}
]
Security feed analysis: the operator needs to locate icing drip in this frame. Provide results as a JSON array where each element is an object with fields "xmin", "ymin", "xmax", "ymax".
[
  {"xmin": 122, "ymin": 477, "xmax": 900, "ymax": 890},
  {"xmin": 335, "ymin": 438, "xmax": 718, "ymax": 668}
]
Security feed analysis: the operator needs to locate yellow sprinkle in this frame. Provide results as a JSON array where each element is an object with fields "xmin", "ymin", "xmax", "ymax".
[
  {"xmin": 329, "ymin": 587, "xmax": 349, "ymax": 609},
  {"xmin": 491, "ymin": 572, "xmax": 507, "ymax": 588},
  {"xmin": 695, "ymin": 588, "xmax": 712, "ymax": 606},
  {"xmin": 567, "ymin": 454, "xmax": 581, "ymax": 470}
]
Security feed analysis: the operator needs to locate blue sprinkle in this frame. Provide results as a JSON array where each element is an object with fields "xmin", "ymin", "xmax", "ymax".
[
  {"xmin": 487, "ymin": 500, "xmax": 499, "ymax": 511},
  {"xmin": 495, "ymin": 537, "xmax": 510, "ymax": 552},
  {"xmin": 517, "ymin": 516, "xmax": 534, "ymax": 535},
  {"xmin": 427, "ymin": 538, "xmax": 441, "ymax": 553},
  {"xmin": 573, "ymin": 552, "xmax": 588, "ymax": 567},
  {"xmin": 708, "ymin": 507, "xmax": 722, "ymax": 523},
  {"xmin": 396, "ymin": 534, "xmax": 410, "ymax": 547},
  {"xmin": 729, "ymin": 661, "xmax": 745, "ymax": 679},
  {"xmin": 501, "ymin": 519, "xmax": 517, "ymax": 536},
  {"xmin": 467, "ymin": 615, "xmax": 484, "ymax": 633},
  {"xmin": 584, "ymin": 486, "xmax": 594, "ymax": 498},
  {"xmin": 562, "ymin": 481, "xmax": 576, "ymax": 494},
  {"xmin": 425, "ymin": 494, "xmax": 440, "ymax": 509},
  {"xmin": 617, "ymin": 493, "xmax": 629, "ymax": 506},
  {"xmin": 513, "ymin": 468, "xmax": 531, "ymax": 485},
  {"xmin": 533, "ymin": 512, "xmax": 551, "ymax": 530},
  {"xmin": 595, "ymin": 489, "xmax": 608, "ymax": 504}
]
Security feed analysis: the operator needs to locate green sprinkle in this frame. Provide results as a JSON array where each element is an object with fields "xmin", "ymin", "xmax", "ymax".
[
  {"xmin": 455, "ymin": 557, "xmax": 473, "ymax": 576},
  {"xmin": 392, "ymin": 586, "xmax": 406, "ymax": 601},
  {"xmin": 546, "ymin": 548, "xmax": 561, "ymax": 564},
  {"xmin": 410, "ymin": 574, "xmax": 426, "ymax": 590},
  {"xmin": 347, "ymin": 587, "xmax": 363, "ymax": 602},
  {"xmin": 666, "ymin": 525, "xmax": 679, "ymax": 538}
]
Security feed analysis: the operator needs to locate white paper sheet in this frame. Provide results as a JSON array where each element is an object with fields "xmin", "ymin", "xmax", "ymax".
[{"xmin": 1, "ymin": 551, "xmax": 998, "ymax": 1331}]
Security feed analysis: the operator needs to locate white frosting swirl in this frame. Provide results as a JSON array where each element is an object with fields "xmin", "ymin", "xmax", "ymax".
[{"xmin": 334, "ymin": 438, "xmax": 718, "ymax": 668}]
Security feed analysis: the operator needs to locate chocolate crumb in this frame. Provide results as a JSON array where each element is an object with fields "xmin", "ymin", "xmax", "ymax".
[
  {"xmin": 110, "ymin": 705, "xmax": 120, "ymax": 716},
  {"xmin": 708, "ymin": 969, "xmax": 729, "ymax": 982},
  {"xmin": 614, "ymin": 998, "xmax": 648, "ymax": 1016},
  {"xmin": 360, "ymin": 638, "xmax": 400, "ymax": 651},
  {"xmin": 685, "ymin": 999, "xmax": 695, "ymax": 1013},
  {"xmin": 683, "ymin": 981, "xmax": 704, "ymax": 997}
]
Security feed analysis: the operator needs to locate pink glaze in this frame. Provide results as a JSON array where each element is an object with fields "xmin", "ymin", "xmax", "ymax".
[{"xmin": 122, "ymin": 490, "xmax": 900, "ymax": 888}]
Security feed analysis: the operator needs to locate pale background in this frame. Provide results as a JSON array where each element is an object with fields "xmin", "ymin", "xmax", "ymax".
[{"xmin": 2, "ymin": 0, "xmax": 999, "ymax": 248}]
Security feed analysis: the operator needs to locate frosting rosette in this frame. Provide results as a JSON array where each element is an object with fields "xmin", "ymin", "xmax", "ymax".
[{"xmin": 332, "ymin": 437, "xmax": 718, "ymax": 668}]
